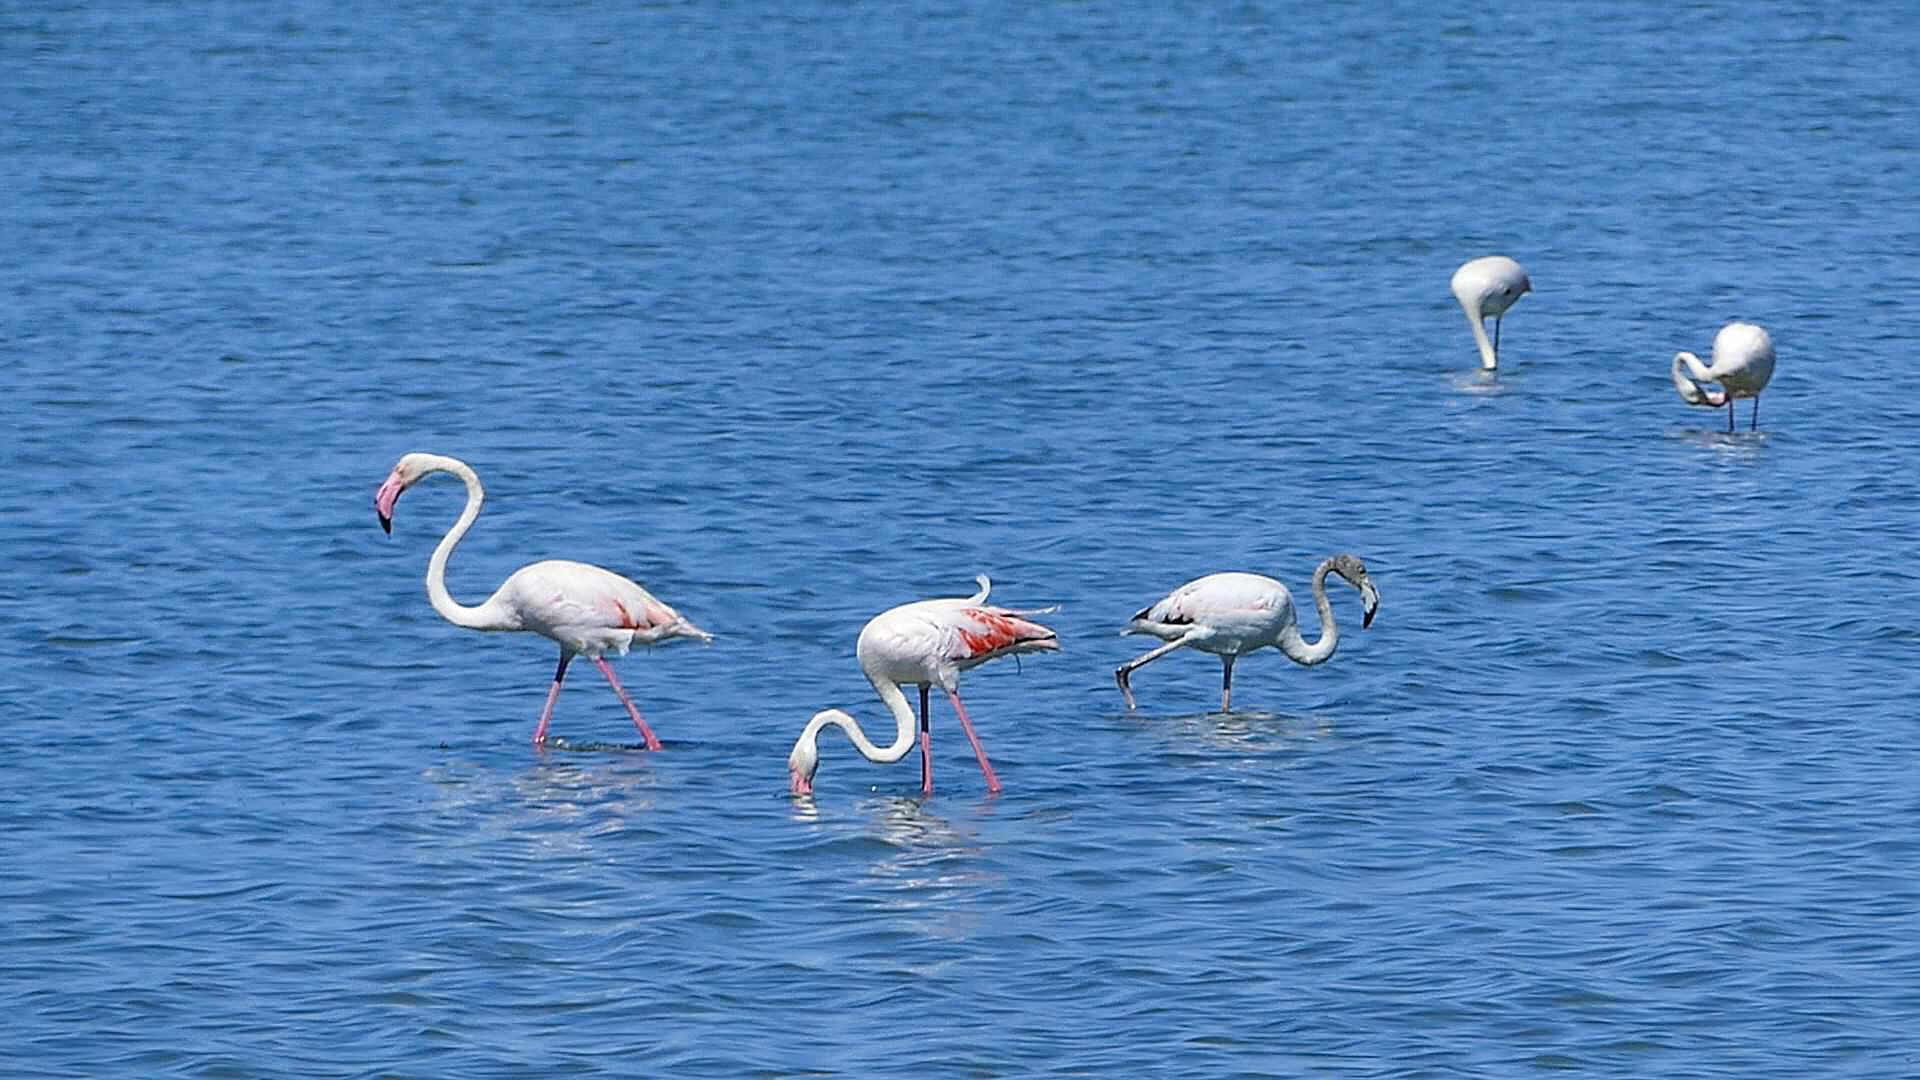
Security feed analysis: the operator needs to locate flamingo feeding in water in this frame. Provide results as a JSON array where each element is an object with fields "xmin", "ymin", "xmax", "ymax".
[
  {"xmin": 1672, "ymin": 321, "xmax": 1776, "ymax": 432},
  {"xmin": 372, "ymin": 452, "xmax": 711, "ymax": 750},
  {"xmin": 1116, "ymin": 556, "xmax": 1380, "ymax": 712},
  {"xmin": 787, "ymin": 576, "xmax": 1058, "ymax": 797},
  {"xmin": 1450, "ymin": 256, "xmax": 1532, "ymax": 371}
]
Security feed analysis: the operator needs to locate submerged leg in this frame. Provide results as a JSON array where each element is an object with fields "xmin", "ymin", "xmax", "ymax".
[
  {"xmin": 919, "ymin": 685, "xmax": 933, "ymax": 796},
  {"xmin": 1115, "ymin": 634, "xmax": 1195, "ymax": 711},
  {"xmin": 1726, "ymin": 400, "xmax": 1735, "ymax": 433},
  {"xmin": 943, "ymin": 688, "xmax": 1000, "ymax": 795},
  {"xmin": 591, "ymin": 656, "xmax": 663, "ymax": 751},
  {"xmin": 1220, "ymin": 654, "xmax": 1236, "ymax": 713},
  {"xmin": 532, "ymin": 652, "xmax": 574, "ymax": 747}
]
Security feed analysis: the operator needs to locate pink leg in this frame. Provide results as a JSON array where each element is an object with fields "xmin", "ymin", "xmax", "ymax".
[
  {"xmin": 943, "ymin": 688, "xmax": 1001, "ymax": 795},
  {"xmin": 531, "ymin": 652, "xmax": 572, "ymax": 748},
  {"xmin": 591, "ymin": 656, "xmax": 663, "ymax": 751},
  {"xmin": 918, "ymin": 685, "xmax": 933, "ymax": 796}
]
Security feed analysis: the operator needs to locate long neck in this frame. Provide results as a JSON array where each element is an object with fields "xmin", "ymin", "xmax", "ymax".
[
  {"xmin": 1676, "ymin": 349, "xmax": 1716, "ymax": 383},
  {"xmin": 1277, "ymin": 560, "xmax": 1340, "ymax": 666},
  {"xmin": 423, "ymin": 457, "xmax": 513, "ymax": 630},
  {"xmin": 1462, "ymin": 301, "xmax": 1498, "ymax": 370},
  {"xmin": 1672, "ymin": 353, "xmax": 1719, "ymax": 405},
  {"xmin": 805, "ymin": 674, "xmax": 918, "ymax": 765}
]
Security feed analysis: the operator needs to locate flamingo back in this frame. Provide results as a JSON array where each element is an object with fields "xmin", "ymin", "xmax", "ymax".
[
  {"xmin": 501, "ymin": 559, "xmax": 710, "ymax": 656},
  {"xmin": 1711, "ymin": 321, "xmax": 1776, "ymax": 397},
  {"xmin": 857, "ymin": 595, "xmax": 1059, "ymax": 688},
  {"xmin": 1127, "ymin": 572, "xmax": 1295, "ymax": 651}
]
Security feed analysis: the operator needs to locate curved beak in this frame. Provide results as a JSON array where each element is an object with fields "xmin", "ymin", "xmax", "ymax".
[
  {"xmin": 788, "ymin": 768, "xmax": 814, "ymax": 797},
  {"xmin": 1360, "ymin": 580, "xmax": 1380, "ymax": 630},
  {"xmin": 374, "ymin": 473, "xmax": 405, "ymax": 535}
]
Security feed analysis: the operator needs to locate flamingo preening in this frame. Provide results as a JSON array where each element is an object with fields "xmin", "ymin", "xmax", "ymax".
[{"xmin": 1672, "ymin": 321, "xmax": 1776, "ymax": 432}]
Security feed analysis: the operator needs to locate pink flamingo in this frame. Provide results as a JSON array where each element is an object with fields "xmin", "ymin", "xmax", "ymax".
[
  {"xmin": 373, "ymin": 452, "xmax": 711, "ymax": 749},
  {"xmin": 787, "ymin": 576, "xmax": 1058, "ymax": 797}
]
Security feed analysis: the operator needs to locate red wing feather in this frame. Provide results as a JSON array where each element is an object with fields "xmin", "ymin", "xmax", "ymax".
[{"xmin": 952, "ymin": 609, "xmax": 1052, "ymax": 660}]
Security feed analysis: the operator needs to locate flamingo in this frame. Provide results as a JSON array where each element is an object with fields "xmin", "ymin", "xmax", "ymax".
[
  {"xmin": 1116, "ymin": 555, "xmax": 1380, "ymax": 712},
  {"xmin": 1672, "ymin": 321, "xmax": 1776, "ymax": 432},
  {"xmin": 372, "ymin": 452, "xmax": 711, "ymax": 750},
  {"xmin": 787, "ymin": 576, "xmax": 1058, "ymax": 797},
  {"xmin": 1450, "ymin": 255, "xmax": 1532, "ymax": 371}
]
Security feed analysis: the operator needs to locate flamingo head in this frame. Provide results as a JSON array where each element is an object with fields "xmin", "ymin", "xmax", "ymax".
[
  {"xmin": 787, "ymin": 721, "xmax": 824, "ymax": 796},
  {"xmin": 1327, "ymin": 553, "xmax": 1381, "ymax": 630},
  {"xmin": 374, "ymin": 452, "xmax": 437, "ymax": 534}
]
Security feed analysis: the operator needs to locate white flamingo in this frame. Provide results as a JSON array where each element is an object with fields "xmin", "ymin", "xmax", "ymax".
[
  {"xmin": 1450, "ymin": 256, "xmax": 1532, "ymax": 371},
  {"xmin": 373, "ymin": 452, "xmax": 710, "ymax": 749},
  {"xmin": 1672, "ymin": 321, "xmax": 1776, "ymax": 432},
  {"xmin": 1116, "ymin": 556, "xmax": 1380, "ymax": 712},
  {"xmin": 787, "ymin": 577, "xmax": 1058, "ymax": 797}
]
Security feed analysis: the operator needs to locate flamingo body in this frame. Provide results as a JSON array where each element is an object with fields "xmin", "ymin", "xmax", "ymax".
[
  {"xmin": 1672, "ymin": 321, "xmax": 1775, "ymax": 431},
  {"xmin": 1451, "ymin": 255, "xmax": 1532, "ymax": 371},
  {"xmin": 494, "ymin": 559, "xmax": 697, "ymax": 658},
  {"xmin": 1127, "ymin": 571, "xmax": 1301, "ymax": 656},
  {"xmin": 788, "ymin": 577, "xmax": 1057, "ymax": 797},
  {"xmin": 1117, "ymin": 556, "xmax": 1379, "ymax": 712},
  {"xmin": 373, "ymin": 453, "xmax": 709, "ymax": 749}
]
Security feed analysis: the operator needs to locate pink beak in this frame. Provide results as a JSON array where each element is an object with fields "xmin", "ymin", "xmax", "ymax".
[
  {"xmin": 374, "ymin": 473, "xmax": 406, "ymax": 534},
  {"xmin": 789, "ymin": 769, "xmax": 813, "ymax": 796}
]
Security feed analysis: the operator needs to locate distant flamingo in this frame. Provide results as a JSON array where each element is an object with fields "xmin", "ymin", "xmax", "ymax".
[
  {"xmin": 787, "ymin": 576, "xmax": 1058, "ymax": 797},
  {"xmin": 1672, "ymin": 321, "xmax": 1776, "ymax": 432},
  {"xmin": 1451, "ymin": 256, "xmax": 1532, "ymax": 371},
  {"xmin": 373, "ymin": 452, "xmax": 710, "ymax": 749},
  {"xmin": 1116, "ymin": 556, "xmax": 1380, "ymax": 712}
]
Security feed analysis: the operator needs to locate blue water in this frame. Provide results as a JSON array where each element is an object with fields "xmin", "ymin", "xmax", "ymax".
[{"xmin": 6, "ymin": 2, "xmax": 1920, "ymax": 1076}]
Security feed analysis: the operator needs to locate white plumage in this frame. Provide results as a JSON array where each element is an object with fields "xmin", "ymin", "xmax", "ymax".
[
  {"xmin": 1450, "ymin": 255, "xmax": 1532, "ymax": 371},
  {"xmin": 1117, "ymin": 557, "xmax": 1380, "ymax": 712},
  {"xmin": 1672, "ymin": 321, "xmax": 1776, "ymax": 431}
]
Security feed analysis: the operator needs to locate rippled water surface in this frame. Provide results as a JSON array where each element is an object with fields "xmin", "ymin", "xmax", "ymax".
[{"xmin": 7, "ymin": 2, "xmax": 1920, "ymax": 1076}]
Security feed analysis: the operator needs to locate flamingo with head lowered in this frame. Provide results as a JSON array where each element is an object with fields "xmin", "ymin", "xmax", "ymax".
[
  {"xmin": 1451, "ymin": 256, "xmax": 1532, "ymax": 371},
  {"xmin": 373, "ymin": 452, "xmax": 711, "ymax": 750},
  {"xmin": 787, "ymin": 576, "xmax": 1058, "ymax": 797},
  {"xmin": 1116, "ymin": 555, "xmax": 1380, "ymax": 712},
  {"xmin": 1672, "ymin": 321, "xmax": 1776, "ymax": 432}
]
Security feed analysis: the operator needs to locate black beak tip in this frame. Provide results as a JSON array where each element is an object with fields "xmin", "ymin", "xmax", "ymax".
[
  {"xmin": 378, "ymin": 513, "xmax": 392, "ymax": 535},
  {"xmin": 1363, "ymin": 608, "xmax": 1376, "ymax": 630}
]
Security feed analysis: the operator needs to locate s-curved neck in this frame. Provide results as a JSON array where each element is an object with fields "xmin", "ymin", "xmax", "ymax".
[
  {"xmin": 803, "ymin": 675, "xmax": 918, "ymax": 766},
  {"xmin": 1672, "ymin": 353, "xmax": 1725, "ymax": 406},
  {"xmin": 1277, "ymin": 559, "xmax": 1340, "ymax": 667},
  {"xmin": 422, "ymin": 457, "xmax": 514, "ymax": 631}
]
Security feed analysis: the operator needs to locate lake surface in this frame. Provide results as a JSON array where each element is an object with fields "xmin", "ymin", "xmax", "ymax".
[{"xmin": 6, "ymin": 2, "xmax": 1919, "ymax": 1076}]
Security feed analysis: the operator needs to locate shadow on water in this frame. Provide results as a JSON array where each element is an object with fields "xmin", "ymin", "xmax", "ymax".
[
  {"xmin": 1128, "ymin": 707, "xmax": 1342, "ymax": 754},
  {"xmin": 1668, "ymin": 426, "xmax": 1774, "ymax": 457}
]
